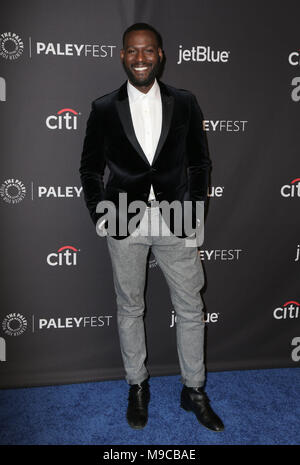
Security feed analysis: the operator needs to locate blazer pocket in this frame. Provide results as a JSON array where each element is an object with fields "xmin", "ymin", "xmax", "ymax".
[
  {"xmin": 172, "ymin": 124, "xmax": 185, "ymax": 132},
  {"xmin": 176, "ymin": 182, "xmax": 188, "ymax": 192},
  {"xmin": 106, "ymin": 186, "xmax": 127, "ymax": 193}
]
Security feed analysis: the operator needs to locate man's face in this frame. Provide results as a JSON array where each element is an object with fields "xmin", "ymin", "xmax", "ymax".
[{"xmin": 120, "ymin": 29, "xmax": 163, "ymax": 88}]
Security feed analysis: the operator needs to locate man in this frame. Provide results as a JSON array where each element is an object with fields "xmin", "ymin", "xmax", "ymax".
[{"xmin": 79, "ymin": 23, "xmax": 224, "ymax": 432}]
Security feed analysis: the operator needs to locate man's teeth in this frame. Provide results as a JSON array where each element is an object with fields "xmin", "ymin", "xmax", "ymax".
[{"xmin": 133, "ymin": 66, "xmax": 148, "ymax": 71}]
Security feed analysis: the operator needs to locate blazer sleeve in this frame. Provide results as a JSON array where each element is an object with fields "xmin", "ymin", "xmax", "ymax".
[
  {"xmin": 186, "ymin": 93, "xmax": 212, "ymax": 205},
  {"xmin": 79, "ymin": 101, "xmax": 107, "ymax": 226}
]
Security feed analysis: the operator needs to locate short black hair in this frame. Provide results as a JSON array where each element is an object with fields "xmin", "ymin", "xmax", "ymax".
[{"xmin": 122, "ymin": 22, "xmax": 163, "ymax": 49}]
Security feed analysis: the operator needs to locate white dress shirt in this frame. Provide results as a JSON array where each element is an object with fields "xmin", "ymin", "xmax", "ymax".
[
  {"xmin": 98, "ymin": 78, "xmax": 162, "ymax": 232},
  {"xmin": 127, "ymin": 77, "xmax": 162, "ymax": 201}
]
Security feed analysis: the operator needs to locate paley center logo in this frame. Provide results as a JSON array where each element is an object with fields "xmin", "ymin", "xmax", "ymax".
[
  {"xmin": 36, "ymin": 315, "xmax": 112, "ymax": 331},
  {"xmin": 177, "ymin": 44, "xmax": 230, "ymax": 64},
  {"xmin": 273, "ymin": 300, "xmax": 300, "ymax": 320},
  {"xmin": 199, "ymin": 248, "xmax": 242, "ymax": 261},
  {"xmin": 0, "ymin": 178, "xmax": 26, "ymax": 203},
  {"xmin": 280, "ymin": 178, "xmax": 300, "ymax": 197},
  {"xmin": 2, "ymin": 313, "xmax": 28, "ymax": 336},
  {"xmin": 203, "ymin": 120, "xmax": 248, "ymax": 132},
  {"xmin": 32, "ymin": 40, "xmax": 116, "ymax": 58},
  {"xmin": 36, "ymin": 184, "xmax": 82, "ymax": 198},
  {"xmin": 0, "ymin": 32, "xmax": 24, "ymax": 60},
  {"xmin": 46, "ymin": 108, "xmax": 80, "ymax": 130},
  {"xmin": 47, "ymin": 245, "xmax": 80, "ymax": 266}
]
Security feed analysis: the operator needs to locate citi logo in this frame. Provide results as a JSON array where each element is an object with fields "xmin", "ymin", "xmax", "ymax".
[
  {"xmin": 273, "ymin": 300, "xmax": 300, "ymax": 319},
  {"xmin": 46, "ymin": 108, "xmax": 80, "ymax": 130},
  {"xmin": 288, "ymin": 51, "xmax": 300, "ymax": 66},
  {"xmin": 47, "ymin": 245, "xmax": 80, "ymax": 266},
  {"xmin": 177, "ymin": 45, "xmax": 230, "ymax": 64},
  {"xmin": 0, "ymin": 77, "xmax": 6, "ymax": 101},
  {"xmin": 280, "ymin": 178, "xmax": 300, "ymax": 197}
]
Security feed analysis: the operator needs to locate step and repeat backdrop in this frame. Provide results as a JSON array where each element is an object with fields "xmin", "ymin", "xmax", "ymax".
[{"xmin": 0, "ymin": 0, "xmax": 299, "ymax": 388}]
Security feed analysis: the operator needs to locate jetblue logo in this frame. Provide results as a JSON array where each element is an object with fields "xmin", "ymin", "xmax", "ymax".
[{"xmin": 177, "ymin": 45, "xmax": 230, "ymax": 64}]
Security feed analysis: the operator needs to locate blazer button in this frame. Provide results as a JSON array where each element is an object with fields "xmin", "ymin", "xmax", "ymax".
[{"xmin": 151, "ymin": 167, "xmax": 157, "ymax": 172}]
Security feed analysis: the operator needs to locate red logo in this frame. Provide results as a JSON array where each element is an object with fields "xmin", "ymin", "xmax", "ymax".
[
  {"xmin": 281, "ymin": 178, "xmax": 300, "ymax": 197},
  {"xmin": 273, "ymin": 300, "xmax": 300, "ymax": 319},
  {"xmin": 47, "ymin": 245, "xmax": 79, "ymax": 266},
  {"xmin": 46, "ymin": 108, "xmax": 80, "ymax": 130}
]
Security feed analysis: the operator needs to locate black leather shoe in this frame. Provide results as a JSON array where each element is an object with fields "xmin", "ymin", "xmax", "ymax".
[
  {"xmin": 126, "ymin": 379, "xmax": 150, "ymax": 429},
  {"xmin": 181, "ymin": 385, "xmax": 224, "ymax": 432}
]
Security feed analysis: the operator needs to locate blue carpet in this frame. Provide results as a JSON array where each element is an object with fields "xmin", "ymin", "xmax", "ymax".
[{"xmin": 0, "ymin": 368, "xmax": 299, "ymax": 445}]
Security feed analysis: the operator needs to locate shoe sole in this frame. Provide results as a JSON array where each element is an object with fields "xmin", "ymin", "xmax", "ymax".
[
  {"xmin": 180, "ymin": 402, "xmax": 224, "ymax": 432},
  {"xmin": 127, "ymin": 422, "xmax": 147, "ymax": 430},
  {"xmin": 127, "ymin": 415, "xmax": 148, "ymax": 430}
]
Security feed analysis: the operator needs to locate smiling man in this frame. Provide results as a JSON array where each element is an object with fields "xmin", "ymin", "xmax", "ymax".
[
  {"xmin": 121, "ymin": 28, "xmax": 163, "ymax": 89},
  {"xmin": 79, "ymin": 23, "xmax": 224, "ymax": 432}
]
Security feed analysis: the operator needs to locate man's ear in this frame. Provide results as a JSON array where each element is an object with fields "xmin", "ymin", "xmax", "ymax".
[
  {"xmin": 120, "ymin": 49, "xmax": 125, "ymax": 60},
  {"xmin": 158, "ymin": 48, "xmax": 163, "ymax": 62}
]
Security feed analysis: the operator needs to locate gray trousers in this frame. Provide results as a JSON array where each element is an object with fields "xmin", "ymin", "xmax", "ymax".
[{"xmin": 106, "ymin": 206, "xmax": 206, "ymax": 388}]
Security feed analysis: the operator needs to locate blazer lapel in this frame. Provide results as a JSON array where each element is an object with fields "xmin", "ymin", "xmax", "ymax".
[
  {"xmin": 115, "ymin": 80, "xmax": 174, "ymax": 166},
  {"xmin": 115, "ymin": 83, "xmax": 149, "ymax": 165},
  {"xmin": 152, "ymin": 84, "xmax": 174, "ymax": 165}
]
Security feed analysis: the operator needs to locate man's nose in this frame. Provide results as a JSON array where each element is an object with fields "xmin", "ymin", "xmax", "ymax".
[{"xmin": 136, "ymin": 50, "xmax": 145, "ymax": 62}]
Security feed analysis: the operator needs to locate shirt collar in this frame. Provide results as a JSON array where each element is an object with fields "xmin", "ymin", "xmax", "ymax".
[{"xmin": 127, "ymin": 78, "xmax": 160, "ymax": 102}]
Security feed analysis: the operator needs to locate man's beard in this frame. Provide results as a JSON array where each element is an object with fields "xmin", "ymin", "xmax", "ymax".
[{"xmin": 122, "ymin": 60, "xmax": 161, "ymax": 87}]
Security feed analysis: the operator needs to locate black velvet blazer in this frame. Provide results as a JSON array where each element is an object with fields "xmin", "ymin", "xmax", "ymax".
[{"xmin": 79, "ymin": 79, "xmax": 211, "ymax": 238}]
